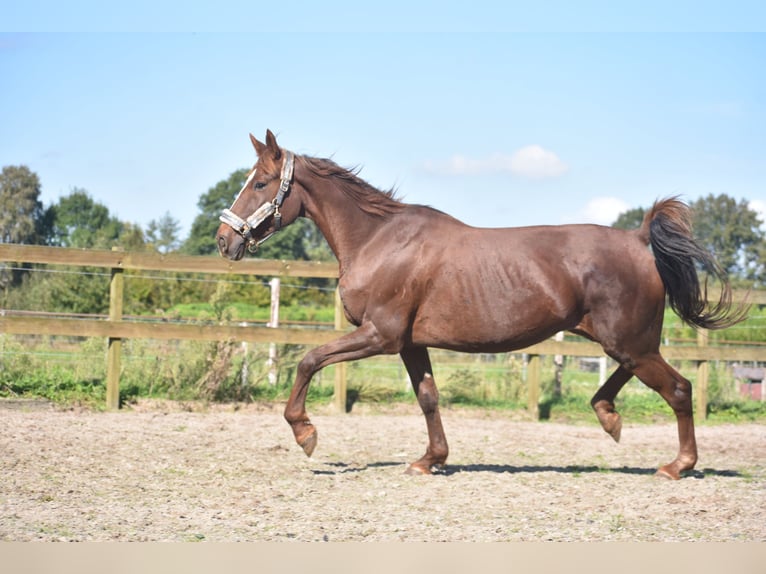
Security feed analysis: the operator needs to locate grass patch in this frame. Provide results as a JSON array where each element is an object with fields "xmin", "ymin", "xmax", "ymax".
[
  {"xmin": 1, "ymin": 335, "xmax": 764, "ymax": 423},
  {"xmin": 165, "ymin": 302, "xmax": 334, "ymax": 324}
]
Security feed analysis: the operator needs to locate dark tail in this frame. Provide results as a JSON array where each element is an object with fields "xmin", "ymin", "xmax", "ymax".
[{"xmin": 639, "ymin": 197, "xmax": 749, "ymax": 330}]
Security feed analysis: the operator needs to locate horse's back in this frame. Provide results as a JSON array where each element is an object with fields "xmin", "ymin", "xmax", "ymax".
[{"xmin": 402, "ymin": 217, "xmax": 663, "ymax": 351}]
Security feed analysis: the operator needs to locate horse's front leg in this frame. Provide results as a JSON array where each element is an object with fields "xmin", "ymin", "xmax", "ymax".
[
  {"xmin": 400, "ymin": 346, "xmax": 448, "ymax": 474},
  {"xmin": 284, "ymin": 322, "xmax": 387, "ymax": 457}
]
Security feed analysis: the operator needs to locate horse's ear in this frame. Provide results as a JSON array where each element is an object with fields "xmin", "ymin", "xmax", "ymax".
[
  {"xmin": 265, "ymin": 129, "xmax": 282, "ymax": 161},
  {"xmin": 250, "ymin": 133, "xmax": 266, "ymax": 156}
]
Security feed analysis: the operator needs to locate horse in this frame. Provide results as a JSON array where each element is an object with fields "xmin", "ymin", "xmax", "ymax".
[{"xmin": 216, "ymin": 130, "xmax": 747, "ymax": 480}]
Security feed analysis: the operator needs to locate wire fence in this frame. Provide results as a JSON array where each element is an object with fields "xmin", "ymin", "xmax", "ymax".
[{"xmin": 1, "ymin": 244, "xmax": 764, "ymax": 412}]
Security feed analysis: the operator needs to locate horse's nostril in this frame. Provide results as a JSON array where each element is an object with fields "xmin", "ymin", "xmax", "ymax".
[{"xmin": 217, "ymin": 235, "xmax": 227, "ymax": 254}]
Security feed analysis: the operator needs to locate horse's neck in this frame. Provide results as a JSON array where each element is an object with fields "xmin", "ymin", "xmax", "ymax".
[{"xmin": 302, "ymin": 182, "xmax": 386, "ymax": 272}]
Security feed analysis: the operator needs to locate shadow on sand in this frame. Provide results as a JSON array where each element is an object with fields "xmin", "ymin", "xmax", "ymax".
[{"xmin": 313, "ymin": 461, "xmax": 741, "ymax": 479}]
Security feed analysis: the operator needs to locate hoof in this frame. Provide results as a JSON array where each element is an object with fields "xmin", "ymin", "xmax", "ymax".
[
  {"xmin": 606, "ymin": 415, "xmax": 622, "ymax": 443},
  {"xmin": 404, "ymin": 462, "xmax": 445, "ymax": 475},
  {"xmin": 594, "ymin": 401, "xmax": 622, "ymax": 443},
  {"xmin": 655, "ymin": 463, "xmax": 684, "ymax": 480},
  {"xmin": 655, "ymin": 468, "xmax": 679, "ymax": 480},
  {"xmin": 404, "ymin": 464, "xmax": 430, "ymax": 476},
  {"xmin": 298, "ymin": 427, "xmax": 318, "ymax": 458}
]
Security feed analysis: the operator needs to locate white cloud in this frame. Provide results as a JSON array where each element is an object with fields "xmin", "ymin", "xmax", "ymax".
[
  {"xmin": 508, "ymin": 145, "xmax": 569, "ymax": 179},
  {"xmin": 422, "ymin": 145, "xmax": 567, "ymax": 179},
  {"xmin": 431, "ymin": 154, "xmax": 513, "ymax": 175},
  {"xmin": 577, "ymin": 196, "xmax": 631, "ymax": 226}
]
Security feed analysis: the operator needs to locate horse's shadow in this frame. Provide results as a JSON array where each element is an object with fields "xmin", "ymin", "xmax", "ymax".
[{"xmin": 313, "ymin": 461, "xmax": 741, "ymax": 479}]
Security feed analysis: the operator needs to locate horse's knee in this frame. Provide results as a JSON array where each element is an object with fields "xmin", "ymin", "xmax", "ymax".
[{"xmin": 296, "ymin": 352, "xmax": 320, "ymax": 380}]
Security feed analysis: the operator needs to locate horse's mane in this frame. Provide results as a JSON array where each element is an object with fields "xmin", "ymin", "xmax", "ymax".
[{"xmin": 298, "ymin": 155, "xmax": 406, "ymax": 217}]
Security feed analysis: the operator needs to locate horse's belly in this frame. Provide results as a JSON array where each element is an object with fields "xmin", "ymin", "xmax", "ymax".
[{"xmin": 410, "ymin": 303, "xmax": 573, "ymax": 353}]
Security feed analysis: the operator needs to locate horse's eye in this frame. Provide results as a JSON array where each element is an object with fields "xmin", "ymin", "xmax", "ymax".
[{"xmin": 254, "ymin": 182, "xmax": 266, "ymax": 190}]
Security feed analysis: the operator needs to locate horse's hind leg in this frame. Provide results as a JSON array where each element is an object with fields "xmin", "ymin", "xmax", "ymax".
[
  {"xmin": 632, "ymin": 354, "xmax": 698, "ymax": 479},
  {"xmin": 590, "ymin": 366, "xmax": 632, "ymax": 442},
  {"xmin": 400, "ymin": 346, "xmax": 448, "ymax": 475}
]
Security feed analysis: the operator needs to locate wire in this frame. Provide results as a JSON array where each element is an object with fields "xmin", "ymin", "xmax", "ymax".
[{"xmin": 2, "ymin": 265, "xmax": 338, "ymax": 292}]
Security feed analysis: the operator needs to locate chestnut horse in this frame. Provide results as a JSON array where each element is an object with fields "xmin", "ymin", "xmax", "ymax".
[{"xmin": 216, "ymin": 130, "xmax": 746, "ymax": 479}]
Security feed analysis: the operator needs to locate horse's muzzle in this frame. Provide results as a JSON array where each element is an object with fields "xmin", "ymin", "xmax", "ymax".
[{"xmin": 216, "ymin": 231, "xmax": 246, "ymax": 261}]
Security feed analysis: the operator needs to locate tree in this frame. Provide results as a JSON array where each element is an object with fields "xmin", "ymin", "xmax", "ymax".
[
  {"xmin": 0, "ymin": 165, "xmax": 44, "ymax": 244},
  {"xmin": 689, "ymin": 194, "xmax": 764, "ymax": 283},
  {"xmin": 146, "ymin": 212, "xmax": 181, "ymax": 254},
  {"xmin": 183, "ymin": 169, "xmax": 249, "ymax": 255},
  {"xmin": 46, "ymin": 189, "xmax": 124, "ymax": 249},
  {"xmin": 611, "ymin": 206, "xmax": 646, "ymax": 231},
  {"xmin": 611, "ymin": 193, "xmax": 766, "ymax": 285},
  {"xmin": 0, "ymin": 166, "xmax": 46, "ymax": 297},
  {"xmin": 17, "ymin": 189, "xmax": 146, "ymax": 314}
]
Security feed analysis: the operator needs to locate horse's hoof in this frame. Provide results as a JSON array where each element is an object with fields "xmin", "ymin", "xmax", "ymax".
[
  {"xmin": 299, "ymin": 428, "xmax": 318, "ymax": 458},
  {"xmin": 655, "ymin": 465, "xmax": 681, "ymax": 480},
  {"xmin": 404, "ymin": 464, "xmax": 430, "ymax": 476},
  {"xmin": 594, "ymin": 402, "xmax": 622, "ymax": 443},
  {"xmin": 607, "ymin": 415, "xmax": 622, "ymax": 443}
]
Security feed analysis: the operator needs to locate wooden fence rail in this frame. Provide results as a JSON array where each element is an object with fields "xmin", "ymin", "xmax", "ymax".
[{"xmin": 1, "ymin": 244, "xmax": 764, "ymax": 418}]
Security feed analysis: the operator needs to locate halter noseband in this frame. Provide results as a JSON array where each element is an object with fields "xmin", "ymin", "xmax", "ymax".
[{"xmin": 219, "ymin": 151, "xmax": 295, "ymax": 252}]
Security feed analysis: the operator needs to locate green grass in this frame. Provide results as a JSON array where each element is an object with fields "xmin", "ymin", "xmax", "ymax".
[
  {"xmin": 165, "ymin": 302, "xmax": 335, "ymax": 323},
  {"xmin": 1, "ymin": 334, "xmax": 764, "ymax": 423}
]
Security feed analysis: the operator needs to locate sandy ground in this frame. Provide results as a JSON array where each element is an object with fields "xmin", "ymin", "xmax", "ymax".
[{"xmin": 1, "ymin": 399, "xmax": 764, "ymax": 542}]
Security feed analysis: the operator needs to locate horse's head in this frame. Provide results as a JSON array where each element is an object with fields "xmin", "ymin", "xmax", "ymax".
[{"xmin": 216, "ymin": 129, "xmax": 302, "ymax": 260}]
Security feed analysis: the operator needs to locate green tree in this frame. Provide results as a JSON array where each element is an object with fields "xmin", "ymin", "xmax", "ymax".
[
  {"xmin": 0, "ymin": 166, "xmax": 45, "ymax": 298},
  {"xmin": 611, "ymin": 206, "xmax": 646, "ymax": 231},
  {"xmin": 0, "ymin": 165, "xmax": 44, "ymax": 244},
  {"xmin": 146, "ymin": 211, "xmax": 181, "ymax": 254},
  {"xmin": 183, "ymin": 169, "xmax": 249, "ymax": 255},
  {"xmin": 689, "ymin": 194, "xmax": 764, "ymax": 283},
  {"xmin": 46, "ymin": 189, "xmax": 124, "ymax": 248},
  {"xmin": 611, "ymin": 194, "xmax": 765, "ymax": 285},
  {"xmin": 9, "ymin": 189, "xmax": 149, "ymax": 314},
  {"xmin": 119, "ymin": 222, "xmax": 149, "ymax": 251}
]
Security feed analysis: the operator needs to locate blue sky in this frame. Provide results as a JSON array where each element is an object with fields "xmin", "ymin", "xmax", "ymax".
[{"xmin": 2, "ymin": 8, "xmax": 765, "ymax": 240}]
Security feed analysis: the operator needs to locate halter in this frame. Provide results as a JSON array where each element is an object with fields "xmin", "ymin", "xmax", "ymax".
[{"xmin": 219, "ymin": 151, "xmax": 295, "ymax": 252}]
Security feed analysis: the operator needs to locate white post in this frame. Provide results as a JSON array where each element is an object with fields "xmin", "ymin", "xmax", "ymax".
[
  {"xmin": 599, "ymin": 356, "xmax": 608, "ymax": 386},
  {"xmin": 240, "ymin": 322, "xmax": 249, "ymax": 387},
  {"xmin": 553, "ymin": 331, "xmax": 564, "ymax": 398},
  {"xmin": 267, "ymin": 278, "xmax": 280, "ymax": 385}
]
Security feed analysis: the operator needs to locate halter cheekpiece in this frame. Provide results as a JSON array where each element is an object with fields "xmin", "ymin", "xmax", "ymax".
[{"xmin": 219, "ymin": 151, "xmax": 295, "ymax": 252}]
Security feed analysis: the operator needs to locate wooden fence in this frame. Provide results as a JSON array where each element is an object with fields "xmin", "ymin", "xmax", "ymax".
[{"xmin": 1, "ymin": 244, "xmax": 764, "ymax": 418}]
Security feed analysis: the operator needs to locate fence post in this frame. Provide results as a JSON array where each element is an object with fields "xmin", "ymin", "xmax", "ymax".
[
  {"xmin": 266, "ymin": 277, "xmax": 280, "ymax": 385},
  {"xmin": 334, "ymin": 287, "xmax": 348, "ymax": 413},
  {"xmin": 527, "ymin": 353, "xmax": 541, "ymax": 419},
  {"xmin": 106, "ymin": 254, "xmax": 124, "ymax": 410},
  {"xmin": 696, "ymin": 329, "xmax": 709, "ymax": 420},
  {"xmin": 553, "ymin": 332, "xmax": 564, "ymax": 399}
]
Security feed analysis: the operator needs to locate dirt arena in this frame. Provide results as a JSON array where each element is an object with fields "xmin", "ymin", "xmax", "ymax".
[{"xmin": 1, "ymin": 400, "xmax": 764, "ymax": 542}]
